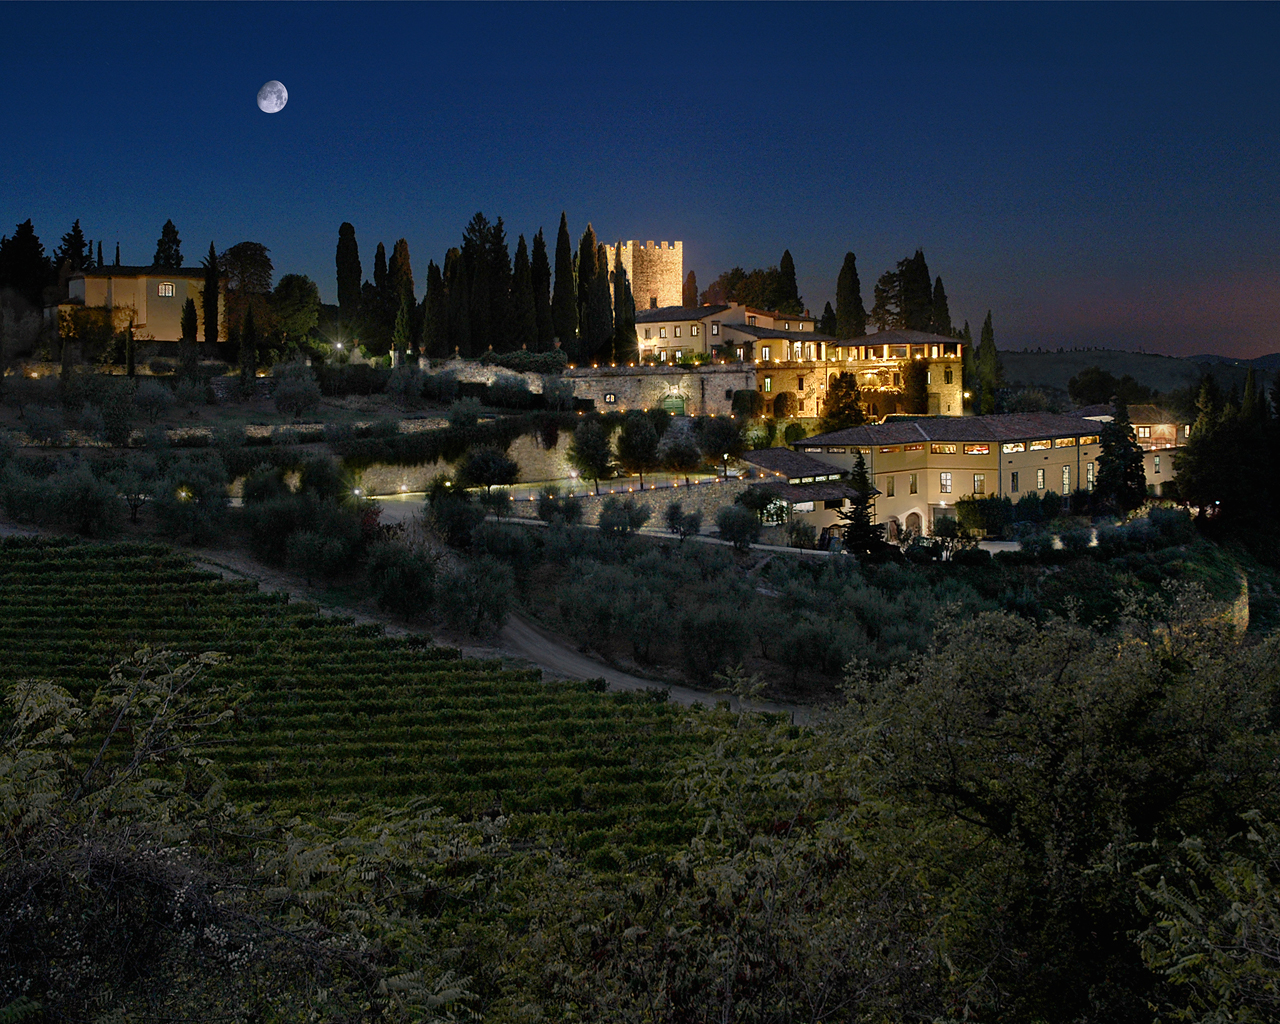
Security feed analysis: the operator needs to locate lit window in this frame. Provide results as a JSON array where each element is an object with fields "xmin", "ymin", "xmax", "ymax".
[
  {"xmin": 1055, "ymin": 437, "xmax": 1077, "ymax": 447},
  {"xmin": 748, "ymin": 316, "xmax": 757, "ymax": 325},
  {"xmin": 909, "ymin": 473, "xmax": 918, "ymax": 494},
  {"xmin": 784, "ymin": 322, "xmax": 790, "ymax": 330},
  {"xmin": 674, "ymin": 325, "xmax": 681, "ymax": 338},
  {"xmin": 940, "ymin": 472, "xmax": 952, "ymax": 493},
  {"xmin": 944, "ymin": 368, "xmax": 953, "ymax": 384},
  {"xmin": 691, "ymin": 324, "xmax": 699, "ymax": 336},
  {"xmin": 926, "ymin": 371, "xmax": 932, "ymax": 384},
  {"xmin": 1154, "ymin": 455, "xmax": 1161, "ymax": 475},
  {"xmin": 711, "ymin": 322, "xmax": 719, "ymax": 335},
  {"xmin": 806, "ymin": 344, "xmax": 815, "ymax": 360},
  {"xmin": 736, "ymin": 347, "xmax": 744, "ymax": 360},
  {"xmin": 1011, "ymin": 471, "xmax": 1019, "ymax": 492},
  {"xmin": 1002, "ymin": 442, "xmax": 1026, "ymax": 453},
  {"xmin": 1030, "ymin": 439, "xmax": 1051, "ymax": 450},
  {"xmin": 798, "ymin": 322, "xmax": 804, "ymax": 330},
  {"xmin": 964, "ymin": 444, "xmax": 989, "ymax": 455},
  {"xmin": 674, "ymin": 350, "xmax": 682, "ymax": 361},
  {"xmin": 1062, "ymin": 466, "xmax": 1070, "ymax": 494},
  {"xmin": 885, "ymin": 475, "xmax": 895, "ymax": 497},
  {"xmin": 1087, "ymin": 462, "xmax": 1095, "ymax": 490},
  {"xmin": 1037, "ymin": 468, "xmax": 1045, "ymax": 490},
  {"xmin": 931, "ymin": 345, "xmax": 938, "ymax": 357},
  {"xmin": 1079, "ymin": 435, "xmax": 1099, "ymax": 445},
  {"xmin": 893, "ymin": 373, "xmax": 901, "ymax": 386},
  {"xmin": 659, "ymin": 327, "xmax": 667, "ymax": 339},
  {"xmin": 1137, "ymin": 426, "xmax": 1152, "ymax": 438},
  {"xmin": 764, "ymin": 377, "xmax": 773, "ymax": 393},
  {"xmin": 644, "ymin": 328, "xmax": 652, "ymax": 339},
  {"xmin": 930, "ymin": 444, "xmax": 958, "ymax": 455},
  {"xmin": 762, "ymin": 346, "xmax": 771, "ymax": 361},
  {"xmin": 604, "ymin": 393, "xmax": 617, "ymax": 404},
  {"xmin": 973, "ymin": 474, "xmax": 985, "ymax": 494},
  {"xmin": 158, "ymin": 282, "xmax": 175, "ymax": 297}
]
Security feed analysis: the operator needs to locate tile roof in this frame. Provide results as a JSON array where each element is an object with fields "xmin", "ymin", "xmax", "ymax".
[
  {"xmin": 743, "ymin": 305, "xmax": 814, "ymax": 321},
  {"xmin": 74, "ymin": 265, "xmax": 207, "ymax": 278},
  {"xmin": 829, "ymin": 328, "xmax": 962, "ymax": 346},
  {"xmin": 737, "ymin": 447, "xmax": 844, "ymax": 478},
  {"xmin": 722, "ymin": 323, "xmax": 837, "ymax": 342},
  {"xmin": 802, "ymin": 412, "xmax": 1103, "ymax": 447},
  {"xmin": 635, "ymin": 304, "xmax": 729, "ymax": 323},
  {"xmin": 1072, "ymin": 402, "xmax": 1180, "ymax": 424},
  {"xmin": 753, "ymin": 480, "xmax": 865, "ymax": 504}
]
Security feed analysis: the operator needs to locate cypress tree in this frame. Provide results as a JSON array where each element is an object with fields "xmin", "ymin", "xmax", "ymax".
[
  {"xmin": 612, "ymin": 249, "xmax": 637, "ymax": 362},
  {"xmin": 551, "ymin": 212, "xmax": 577, "ymax": 354},
  {"xmin": 125, "ymin": 320, "xmax": 135, "ymax": 377},
  {"xmin": 55, "ymin": 220, "xmax": 90, "ymax": 272},
  {"xmin": 444, "ymin": 248, "xmax": 470, "ymax": 357},
  {"xmin": 152, "ymin": 219, "xmax": 182, "ymax": 268},
  {"xmin": 391, "ymin": 297, "xmax": 412, "ymax": 363},
  {"xmin": 531, "ymin": 228, "xmax": 554, "ymax": 351},
  {"xmin": 902, "ymin": 250, "xmax": 933, "ymax": 331},
  {"xmin": 977, "ymin": 311, "xmax": 1001, "ymax": 415},
  {"xmin": 489, "ymin": 218, "xmax": 513, "ymax": 350},
  {"xmin": 576, "ymin": 224, "xmax": 599, "ymax": 355},
  {"xmin": 683, "ymin": 270, "xmax": 698, "ymax": 308},
  {"xmin": 201, "ymin": 242, "xmax": 219, "ymax": 345},
  {"xmin": 931, "ymin": 276, "xmax": 952, "ymax": 336},
  {"xmin": 1096, "ymin": 398, "xmax": 1147, "ymax": 512},
  {"xmin": 584, "ymin": 243, "xmax": 613, "ymax": 361},
  {"xmin": 86, "ymin": 239, "xmax": 94, "ymax": 269},
  {"xmin": 239, "ymin": 303, "xmax": 258, "ymax": 386},
  {"xmin": 423, "ymin": 260, "xmax": 448, "ymax": 358},
  {"xmin": 835, "ymin": 252, "xmax": 866, "ymax": 338},
  {"xmin": 818, "ymin": 301, "xmax": 837, "ymax": 336},
  {"xmin": 462, "ymin": 213, "xmax": 492, "ymax": 353},
  {"xmin": 179, "ymin": 298, "xmax": 199, "ymax": 379},
  {"xmin": 335, "ymin": 222, "xmax": 362, "ymax": 317},
  {"xmin": 511, "ymin": 234, "xmax": 537, "ymax": 351},
  {"xmin": 960, "ymin": 320, "xmax": 975, "ymax": 407},
  {"xmin": 96, "ymin": 241, "xmax": 103, "ymax": 267},
  {"xmin": 373, "ymin": 243, "xmax": 387, "ymax": 296},
  {"xmin": 776, "ymin": 249, "xmax": 802, "ymax": 315},
  {"xmin": 114, "ymin": 242, "xmax": 120, "ymax": 266}
]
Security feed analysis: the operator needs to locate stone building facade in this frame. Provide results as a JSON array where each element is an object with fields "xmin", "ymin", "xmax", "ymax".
[
  {"xmin": 564, "ymin": 362, "xmax": 756, "ymax": 416},
  {"xmin": 604, "ymin": 240, "xmax": 683, "ymax": 311}
]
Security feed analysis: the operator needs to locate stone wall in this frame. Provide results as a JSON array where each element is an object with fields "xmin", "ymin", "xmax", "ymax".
[
  {"xmin": 564, "ymin": 363, "xmax": 756, "ymax": 416},
  {"xmin": 756, "ymin": 357, "xmax": 965, "ymax": 420},
  {"xmin": 418, "ymin": 359, "xmax": 546, "ymax": 393},
  {"xmin": 510, "ymin": 476, "xmax": 746, "ymax": 526},
  {"xmin": 603, "ymin": 240, "xmax": 683, "ymax": 311}
]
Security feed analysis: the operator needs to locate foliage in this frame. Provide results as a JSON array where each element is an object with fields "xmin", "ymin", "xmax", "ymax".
[
  {"xmin": 315, "ymin": 362, "xmax": 391, "ymax": 397},
  {"xmin": 334, "ymin": 221, "xmax": 361, "ymax": 316},
  {"xmin": 732, "ymin": 387, "xmax": 765, "ymax": 419},
  {"xmin": 269, "ymin": 273, "xmax": 321, "ymax": 356},
  {"xmin": 598, "ymin": 495, "xmax": 651, "ymax": 538},
  {"xmin": 486, "ymin": 370, "xmax": 535, "ymax": 408},
  {"xmin": 716, "ymin": 503, "xmax": 760, "ymax": 550},
  {"xmin": 665, "ymin": 499, "xmax": 702, "ymax": 541},
  {"xmin": 438, "ymin": 555, "xmax": 515, "ymax": 635},
  {"xmin": 422, "ymin": 478, "xmax": 485, "ymax": 547},
  {"xmin": 567, "ymin": 419, "xmax": 613, "ymax": 494},
  {"xmin": 615, "ymin": 410, "xmax": 660, "ymax": 486},
  {"xmin": 536, "ymin": 487, "xmax": 584, "ymax": 525},
  {"xmin": 456, "ymin": 444, "xmax": 519, "ymax": 492},
  {"xmin": 447, "ymin": 396, "xmax": 481, "ymax": 430},
  {"xmin": 133, "ymin": 378, "xmax": 174, "ymax": 423},
  {"xmin": 871, "ymin": 249, "xmax": 934, "ymax": 331},
  {"xmin": 285, "ymin": 528, "xmax": 351, "ymax": 585},
  {"xmin": 839, "ymin": 451, "xmax": 884, "ymax": 557},
  {"xmin": 696, "ymin": 414, "xmax": 744, "ymax": 461},
  {"xmin": 818, "ymin": 371, "xmax": 864, "ymax": 432},
  {"xmin": 782, "ymin": 421, "xmax": 807, "ymax": 444},
  {"xmin": 385, "ymin": 362, "xmax": 425, "ymax": 409},
  {"xmin": 151, "ymin": 452, "xmax": 229, "ymax": 543},
  {"xmin": 1068, "ymin": 364, "xmax": 1154, "ymax": 406},
  {"xmin": 479, "ymin": 345, "xmax": 569, "ymax": 375},
  {"xmin": 1097, "ymin": 399, "xmax": 1148, "ymax": 512},
  {"xmin": 0, "ymin": 462, "xmax": 121, "ymax": 535},
  {"xmin": 365, "ymin": 540, "xmax": 435, "ymax": 618},
  {"xmin": 271, "ymin": 359, "xmax": 322, "ymax": 420},
  {"xmin": 901, "ymin": 356, "xmax": 929, "ymax": 413},
  {"xmin": 152, "ymin": 217, "xmax": 182, "ymax": 267}
]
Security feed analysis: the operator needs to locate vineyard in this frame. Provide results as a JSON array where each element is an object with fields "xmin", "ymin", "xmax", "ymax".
[{"xmin": 0, "ymin": 536, "xmax": 705, "ymax": 863}]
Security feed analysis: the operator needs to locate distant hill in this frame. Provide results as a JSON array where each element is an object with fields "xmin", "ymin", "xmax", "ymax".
[
  {"xmin": 1000, "ymin": 349, "xmax": 1259, "ymax": 395},
  {"xmin": 1186, "ymin": 352, "xmax": 1280, "ymax": 370}
]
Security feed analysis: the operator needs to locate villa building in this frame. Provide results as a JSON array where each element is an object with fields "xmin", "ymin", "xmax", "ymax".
[{"xmin": 57, "ymin": 265, "xmax": 219, "ymax": 343}]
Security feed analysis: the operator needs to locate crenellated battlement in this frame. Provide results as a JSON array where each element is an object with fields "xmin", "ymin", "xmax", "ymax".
[{"xmin": 605, "ymin": 239, "xmax": 683, "ymax": 310}]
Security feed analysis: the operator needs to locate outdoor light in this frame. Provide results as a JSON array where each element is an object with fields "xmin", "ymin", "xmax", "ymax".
[{"xmin": 353, "ymin": 488, "xmax": 362, "ymax": 496}]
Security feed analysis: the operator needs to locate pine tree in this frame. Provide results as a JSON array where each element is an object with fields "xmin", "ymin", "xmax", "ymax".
[
  {"xmin": 612, "ymin": 249, "xmax": 637, "ymax": 362},
  {"xmin": 239, "ymin": 303, "xmax": 258, "ymax": 386},
  {"xmin": 835, "ymin": 252, "xmax": 866, "ymax": 338},
  {"xmin": 179, "ymin": 298, "xmax": 199, "ymax": 379},
  {"xmin": 683, "ymin": 270, "xmax": 698, "ymax": 308},
  {"xmin": 551, "ymin": 212, "xmax": 577, "ymax": 354},
  {"xmin": 335, "ymin": 222, "xmax": 362, "ymax": 317},
  {"xmin": 818, "ymin": 301, "xmax": 837, "ymax": 336},
  {"xmin": 839, "ymin": 451, "xmax": 883, "ymax": 556},
  {"xmin": 511, "ymin": 234, "xmax": 537, "ymax": 351},
  {"xmin": 54, "ymin": 220, "xmax": 89, "ymax": 272},
  {"xmin": 153, "ymin": 219, "xmax": 182, "ymax": 268},
  {"xmin": 201, "ymin": 242, "xmax": 219, "ymax": 345},
  {"xmin": 1095, "ymin": 398, "xmax": 1147, "ymax": 512},
  {"xmin": 776, "ymin": 249, "xmax": 802, "ymax": 315},
  {"xmin": 977, "ymin": 311, "xmax": 1002, "ymax": 415},
  {"xmin": 531, "ymin": 228, "xmax": 554, "ymax": 351},
  {"xmin": 931, "ymin": 276, "xmax": 952, "ymax": 336},
  {"xmin": 462, "ymin": 213, "xmax": 493, "ymax": 353},
  {"xmin": 0, "ymin": 219, "xmax": 53, "ymax": 308},
  {"xmin": 422, "ymin": 260, "xmax": 448, "ymax": 358}
]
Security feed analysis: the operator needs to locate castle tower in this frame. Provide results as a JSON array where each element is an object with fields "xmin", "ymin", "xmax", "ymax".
[{"xmin": 604, "ymin": 240, "xmax": 683, "ymax": 310}]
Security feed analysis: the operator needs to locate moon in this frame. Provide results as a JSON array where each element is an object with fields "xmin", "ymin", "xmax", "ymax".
[{"xmin": 257, "ymin": 80, "xmax": 288, "ymax": 113}]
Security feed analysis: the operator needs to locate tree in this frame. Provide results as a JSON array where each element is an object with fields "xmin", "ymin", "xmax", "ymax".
[
  {"xmin": 930, "ymin": 276, "xmax": 952, "ymax": 336},
  {"xmin": 511, "ymin": 234, "xmax": 538, "ymax": 351},
  {"xmin": 716, "ymin": 504, "xmax": 760, "ymax": 550},
  {"xmin": 458, "ymin": 445, "xmax": 520, "ymax": 494},
  {"xmin": 220, "ymin": 241, "xmax": 273, "ymax": 341},
  {"xmin": 683, "ymin": 270, "xmax": 698, "ymax": 308},
  {"xmin": 1095, "ymin": 398, "xmax": 1147, "ymax": 512},
  {"xmin": 366, "ymin": 541, "xmax": 435, "ymax": 619},
  {"xmin": 776, "ymin": 249, "xmax": 802, "ymax": 315},
  {"xmin": 819, "ymin": 372, "xmax": 865, "ymax": 432},
  {"xmin": 568, "ymin": 419, "xmax": 613, "ymax": 494},
  {"xmin": 616, "ymin": 410, "xmax": 660, "ymax": 488},
  {"xmin": 975, "ymin": 310, "xmax": 1002, "ymax": 414},
  {"xmin": 201, "ymin": 241, "xmax": 219, "ymax": 345},
  {"xmin": 835, "ymin": 251, "xmax": 867, "ymax": 339},
  {"xmin": 661, "ymin": 432, "xmax": 703, "ymax": 486},
  {"xmin": 270, "ymin": 273, "xmax": 320, "ymax": 357},
  {"xmin": 422, "ymin": 259, "xmax": 448, "ymax": 357},
  {"xmin": 114, "ymin": 241, "xmax": 120, "ymax": 265},
  {"xmin": 54, "ymin": 218, "xmax": 90, "ymax": 273},
  {"xmin": 871, "ymin": 250, "xmax": 932, "ymax": 332},
  {"xmin": 1067, "ymin": 365, "xmax": 1154, "ymax": 407},
  {"xmin": 697, "ymin": 415, "xmax": 744, "ymax": 464},
  {"xmin": 391, "ymin": 296, "xmax": 412, "ymax": 362},
  {"xmin": 444, "ymin": 247, "xmax": 470, "ymax": 356},
  {"xmin": 665, "ymin": 500, "xmax": 702, "ymax": 541},
  {"xmin": 152, "ymin": 218, "xmax": 182, "ymax": 267},
  {"xmin": 551, "ymin": 213, "xmax": 577, "ymax": 355},
  {"xmin": 179, "ymin": 297, "xmax": 199, "ymax": 379},
  {"xmin": 239, "ymin": 302, "xmax": 259, "ymax": 387},
  {"xmin": 488, "ymin": 217, "xmax": 513, "ymax": 351},
  {"xmin": 531, "ymin": 228, "xmax": 554, "ymax": 351},
  {"xmin": 0, "ymin": 219, "xmax": 53, "ymax": 308},
  {"xmin": 612, "ymin": 251, "xmax": 637, "ymax": 362},
  {"xmin": 818, "ymin": 301, "xmax": 837, "ymax": 336},
  {"xmin": 902, "ymin": 357, "xmax": 929, "ymax": 414},
  {"xmin": 387, "ymin": 238, "xmax": 415, "ymax": 311},
  {"xmin": 335, "ymin": 222, "xmax": 362, "ymax": 317},
  {"xmin": 598, "ymin": 496, "xmax": 651, "ymax": 538},
  {"xmin": 125, "ymin": 319, "xmax": 136, "ymax": 377},
  {"xmin": 273, "ymin": 359, "xmax": 322, "ymax": 420}
]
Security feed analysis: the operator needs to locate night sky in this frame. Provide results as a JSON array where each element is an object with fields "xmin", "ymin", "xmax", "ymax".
[{"xmin": 3, "ymin": 2, "xmax": 1277, "ymax": 357}]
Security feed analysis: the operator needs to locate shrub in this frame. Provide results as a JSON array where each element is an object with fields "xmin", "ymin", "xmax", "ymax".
[
  {"xmin": 298, "ymin": 455, "xmax": 347, "ymax": 501},
  {"xmin": 273, "ymin": 360, "xmax": 322, "ymax": 420},
  {"xmin": 134, "ymin": 379, "xmax": 175, "ymax": 423},
  {"xmin": 439, "ymin": 555, "xmax": 515, "ymax": 635},
  {"xmin": 732, "ymin": 389, "xmax": 765, "ymax": 419},
  {"xmin": 422, "ymin": 370, "xmax": 459, "ymax": 403},
  {"xmin": 1041, "ymin": 489, "xmax": 1064, "ymax": 520},
  {"xmin": 322, "ymin": 421, "xmax": 355, "ymax": 445},
  {"xmin": 787, "ymin": 520, "xmax": 817, "ymax": 549},
  {"xmin": 448, "ymin": 398, "xmax": 482, "ymax": 430},
  {"xmin": 678, "ymin": 602, "xmax": 749, "ymax": 682},
  {"xmin": 242, "ymin": 463, "xmax": 290, "ymax": 504},
  {"xmin": 479, "ymin": 348, "xmax": 568, "ymax": 374},
  {"xmin": 316, "ymin": 363, "xmax": 390, "ymax": 396},
  {"xmin": 174, "ymin": 379, "xmax": 204, "ymax": 408},
  {"xmin": 152, "ymin": 452, "xmax": 229, "ymax": 543},
  {"xmin": 1060, "ymin": 527, "xmax": 1093, "ymax": 555},
  {"xmin": 537, "ymin": 488, "xmax": 584, "ymax": 525},
  {"xmin": 470, "ymin": 521, "xmax": 541, "ymax": 581},
  {"xmin": 424, "ymin": 489, "xmax": 485, "ymax": 548},
  {"xmin": 0, "ymin": 462, "xmax": 121, "ymax": 536},
  {"xmin": 717, "ymin": 504, "xmax": 761, "ymax": 551},
  {"xmin": 664, "ymin": 500, "xmax": 702, "ymax": 541},
  {"xmin": 783, "ymin": 422, "xmax": 807, "ymax": 445},
  {"xmin": 541, "ymin": 375, "xmax": 575, "ymax": 411},
  {"xmin": 487, "ymin": 372, "xmax": 535, "ymax": 409},
  {"xmin": 366, "ymin": 541, "xmax": 435, "ymax": 618},
  {"xmin": 23, "ymin": 406, "xmax": 65, "ymax": 446},
  {"xmin": 772, "ymin": 392, "xmax": 795, "ymax": 419},
  {"xmin": 386, "ymin": 364, "xmax": 426, "ymax": 410},
  {"xmin": 598, "ymin": 496, "xmax": 651, "ymax": 538},
  {"xmin": 285, "ymin": 529, "xmax": 353, "ymax": 584}
]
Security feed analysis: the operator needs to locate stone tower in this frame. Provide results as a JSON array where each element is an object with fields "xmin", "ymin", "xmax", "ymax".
[{"xmin": 604, "ymin": 240, "xmax": 683, "ymax": 311}]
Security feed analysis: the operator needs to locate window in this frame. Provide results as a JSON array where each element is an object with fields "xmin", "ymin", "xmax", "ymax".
[
  {"xmin": 736, "ymin": 347, "xmax": 744, "ymax": 360},
  {"xmin": 1037, "ymin": 468, "xmax": 1046, "ymax": 490},
  {"xmin": 1062, "ymin": 466, "xmax": 1070, "ymax": 494},
  {"xmin": 762, "ymin": 346, "xmax": 771, "ymax": 361},
  {"xmin": 1185, "ymin": 423, "xmax": 1192, "ymax": 437},
  {"xmin": 603, "ymin": 393, "xmax": 616, "ymax": 404},
  {"xmin": 879, "ymin": 446, "xmax": 901, "ymax": 453},
  {"xmin": 806, "ymin": 344, "xmax": 815, "ymax": 360},
  {"xmin": 885, "ymin": 475, "xmax": 895, "ymax": 497},
  {"xmin": 691, "ymin": 324, "xmax": 699, "ymax": 336},
  {"xmin": 798, "ymin": 322, "xmax": 804, "ymax": 330},
  {"xmin": 826, "ymin": 447, "xmax": 847, "ymax": 453},
  {"xmin": 659, "ymin": 327, "xmax": 667, "ymax": 339},
  {"xmin": 674, "ymin": 350, "xmax": 682, "ymax": 361},
  {"xmin": 1087, "ymin": 462, "xmax": 1095, "ymax": 490},
  {"xmin": 926, "ymin": 371, "xmax": 932, "ymax": 384},
  {"xmin": 1002, "ymin": 442, "xmax": 1026, "ymax": 453},
  {"xmin": 674, "ymin": 325, "xmax": 681, "ymax": 338},
  {"xmin": 891, "ymin": 346, "xmax": 908, "ymax": 358},
  {"xmin": 784, "ymin": 322, "xmax": 790, "ymax": 330},
  {"xmin": 892, "ymin": 372, "xmax": 901, "ymax": 386},
  {"xmin": 748, "ymin": 315, "xmax": 757, "ymax": 325},
  {"xmin": 1055, "ymin": 437, "xmax": 1076, "ymax": 447},
  {"xmin": 964, "ymin": 443, "xmax": 990, "ymax": 455},
  {"xmin": 797, "ymin": 376, "xmax": 805, "ymax": 391},
  {"xmin": 931, "ymin": 443, "xmax": 958, "ymax": 454},
  {"xmin": 909, "ymin": 473, "xmax": 918, "ymax": 494},
  {"xmin": 1079, "ymin": 435, "xmax": 1099, "ymax": 445},
  {"xmin": 1154, "ymin": 455, "xmax": 1161, "ymax": 475},
  {"xmin": 1011, "ymin": 471, "xmax": 1020, "ymax": 492},
  {"xmin": 944, "ymin": 368, "xmax": 953, "ymax": 384},
  {"xmin": 764, "ymin": 377, "xmax": 773, "ymax": 393},
  {"xmin": 1137, "ymin": 426, "xmax": 1152, "ymax": 438},
  {"xmin": 940, "ymin": 472, "xmax": 952, "ymax": 493},
  {"xmin": 904, "ymin": 443, "xmax": 924, "ymax": 451},
  {"xmin": 798, "ymin": 400, "xmax": 805, "ymax": 412},
  {"xmin": 931, "ymin": 345, "xmax": 939, "ymax": 358},
  {"xmin": 973, "ymin": 473, "xmax": 986, "ymax": 494},
  {"xmin": 644, "ymin": 328, "xmax": 652, "ymax": 340},
  {"xmin": 659, "ymin": 351, "xmax": 668, "ymax": 362},
  {"xmin": 157, "ymin": 282, "xmax": 175, "ymax": 297},
  {"xmin": 1030, "ymin": 439, "xmax": 1051, "ymax": 450},
  {"xmin": 711, "ymin": 322, "xmax": 719, "ymax": 335}
]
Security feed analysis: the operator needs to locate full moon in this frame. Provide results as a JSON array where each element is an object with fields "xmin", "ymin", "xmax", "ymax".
[{"xmin": 257, "ymin": 80, "xmax": 288, "ymax": 113}]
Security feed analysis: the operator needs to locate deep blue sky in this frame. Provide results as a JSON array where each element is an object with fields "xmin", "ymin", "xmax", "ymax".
[{"xmin": 3, "ymin": 2, "xmax": 1277, "ymax": 357}]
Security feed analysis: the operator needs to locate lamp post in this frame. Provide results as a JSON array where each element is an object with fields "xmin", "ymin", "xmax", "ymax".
[{"xmin": 722, "ymin": 453, "xmax": 729, "ymax": 479}]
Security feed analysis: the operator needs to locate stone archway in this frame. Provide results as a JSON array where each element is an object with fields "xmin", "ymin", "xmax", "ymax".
[{"xmin": 905, "ymin": 511, "xmax": 922, "ymax": 537}]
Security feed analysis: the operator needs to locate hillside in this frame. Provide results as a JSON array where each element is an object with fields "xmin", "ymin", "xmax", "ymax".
[{"xmin": 1000, "ymin": 348, "xmax": 1255, "ymax": 395}]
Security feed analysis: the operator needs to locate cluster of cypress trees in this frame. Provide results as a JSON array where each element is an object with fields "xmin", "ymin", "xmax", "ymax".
[
  {"xmin": 337, "ymin": 213, "xmax": 640, "ymax": 365},
  {"xmin": 870, "ymin": 249, "xmax": 953, "ymax": 336}
]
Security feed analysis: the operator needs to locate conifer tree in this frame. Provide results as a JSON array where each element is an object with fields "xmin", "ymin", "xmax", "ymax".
[
  {"xmin": 443, "ymin": 248, "xmax": 470, "ymax": 357},
  {"xmin": 179, "ymin": 298, "xmax": 199, "ymax": 379},
  {"xmin": 839, "ymin": 451, "xmax": 883, "ymax": 556},
  {"xmin": 153, "ymin": 219, "xmax": 182, "ymax": 268},
  {"xmin": 835, "ymin": 252, "xmax": 866, "ymax": 338},
  {"xmin": 902, "ymin": 357, "xmax": 930, "ymax": 414},
  {"xmin": 586, "ymin": 242, "xmax": 613, "ymax": 360},
  {"xmin": 683, "ymin": 270, "xmax": 698, "ymax": 308},
  {"xmin": 489, "ymin": 218, "xmax": 513, "ymax": 350},
  {"xmin": 902, "ymin": 250, "xmax": 933, "ymax": 331},
  {"xmin": 239, "ymin": 303, "xmax": 258, "ymax": 386},
  {"xmin": 576, "ymin": 225, "xmax": 599, "ymax": 355},
  {"xmin": 85, "ymin": 238, "xmax": 94, "ymax": 268},
  {"xmin": 960, "ymin": 320, "xmax": 975, "ymax": 407},
  {"xmin": 388, "ymin": 239, "xmax": 414, "ymax": 310},
  {"xmin": 818, "ymin": 301, "xmax": 837, "ymax": 336},
  {"xmin": 201, "ymin": 242, "xmax": 219, "ymax": 345},
  {"xmin": 114, "ymin": 242, "xmax": 120, "ymax": 266},
  {"xmin": 1096, "ymin": 398, "xmax": 1147, "ymax": 512},
  {"xmin": 551, "ymin": 212, "xmax": 577, "ymax": 354},
  {"xmin": 930, "ymin": 276, "xmax": 952, "ymax": 336},
  {"xmin": 391, "ymin": 297, "xmax": 412, "ymax": 363},
  {"xmin": 531, "ymin": 228, "xmax": 554, "ymax": 351},
  {"xmin": 612, "ymin": 250, "xmax": 637, "ymax": 362},
  {"xmin": 511, "ymin": 234, "xmax": 538, "ymax": 351},
  {"xmin": 776, "ymin": 250, "xmax": 802, "ymax": 314},
  {"xmin": 96, "ymin": 241, "xmax": 103, "ymax": 267},
  {"xmin": 335, "ymin": 223, "xmax": 362, "ymax": 317},
  {"xmin": 818, "ymin": 372, "xmax": 865, "ymax": 433},
  {"xmin": 976, "ymin": 311, "xmax": 1002, "ymax": 414},
  {"xmin": 422, "ymin": 260, "xmax": 448, "ymax": 358},
  {"xmin": 0, "ymin": 219, "xmax": 53, "ymax": 308},
  {"xmin": 462, "ymin": 213, "xmax": 493, "ymax": 353},
  {"xmin": 55, "ymin": 220, "xmax": 89, "ymax": 272}
]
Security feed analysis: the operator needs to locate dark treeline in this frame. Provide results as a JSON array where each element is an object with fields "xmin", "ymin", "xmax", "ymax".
[{"xmin": 337, "ymin": 212, "xmax": 639, "ymax": 365}]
